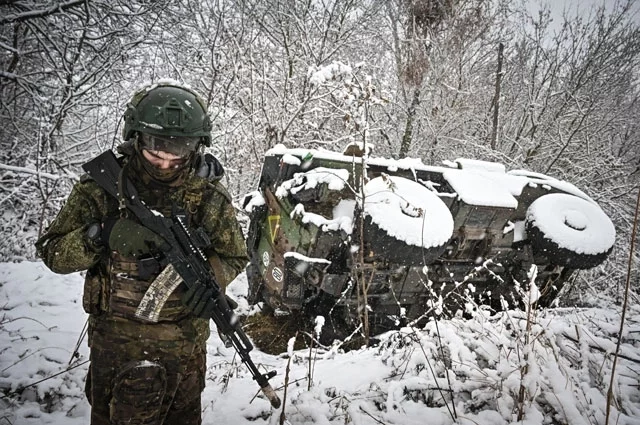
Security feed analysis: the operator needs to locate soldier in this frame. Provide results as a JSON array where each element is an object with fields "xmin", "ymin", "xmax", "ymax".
[{"xmin": 36, "ymin": 82, "xmax": 248, "ymax": 425}]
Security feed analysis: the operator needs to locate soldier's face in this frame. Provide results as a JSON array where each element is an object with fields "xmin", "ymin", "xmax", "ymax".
[{"xmin": 142, "ymin": 149, "xmax": 187, "ymax": 170}]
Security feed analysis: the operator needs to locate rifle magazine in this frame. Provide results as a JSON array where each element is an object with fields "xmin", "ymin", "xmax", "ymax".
[{"xmin": 135, "ymin": 264, "xmax": 183, "ymax": 322}]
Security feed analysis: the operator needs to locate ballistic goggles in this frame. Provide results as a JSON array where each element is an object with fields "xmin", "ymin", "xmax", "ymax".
[{"xmin": 139, "ymin": 133, "xmax": 200, "ymax": 158}]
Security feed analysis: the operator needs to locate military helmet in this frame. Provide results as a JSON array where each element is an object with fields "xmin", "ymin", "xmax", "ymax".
[{"xmin": 122, "ymin": 83, "xmax": 212, "ymax": 146}]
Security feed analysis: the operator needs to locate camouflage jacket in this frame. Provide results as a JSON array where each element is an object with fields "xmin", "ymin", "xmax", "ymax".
[{"xmin": 36, "ymin": 153, "xmax": 248, "ymax": 346}]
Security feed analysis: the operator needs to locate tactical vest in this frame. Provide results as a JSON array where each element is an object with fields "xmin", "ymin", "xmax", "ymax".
[
  {"xmin": 83, "ymin": 176, "xmax": 211, "ymax": 323},
  {"xmin": 108, "ymin": 252, "xmax": 189, "ymax": 322}
]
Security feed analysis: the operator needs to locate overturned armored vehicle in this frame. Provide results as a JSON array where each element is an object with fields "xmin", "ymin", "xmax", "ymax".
[{"xmin": 243, "ymin": 144, "xmax": 616, "ymax": 340}]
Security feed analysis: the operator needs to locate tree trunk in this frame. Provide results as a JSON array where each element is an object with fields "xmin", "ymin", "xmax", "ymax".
[
  {"xmin": 490, "ymin": 42, "xmax": 504, "ymax": 149},
  {"xmin": 399, "ymin": 87, "xmax": 421, "ymax": 159}
]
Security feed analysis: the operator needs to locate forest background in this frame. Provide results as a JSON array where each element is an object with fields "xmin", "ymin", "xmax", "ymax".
[{"xmin": 1, "ymin": 0, "xmax": 639, "ymax": 303}]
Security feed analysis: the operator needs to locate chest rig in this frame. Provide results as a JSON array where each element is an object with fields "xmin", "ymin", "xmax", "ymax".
[{"xmin": 106, "ymin": 167, "xmax": 209, "ymax": 323}]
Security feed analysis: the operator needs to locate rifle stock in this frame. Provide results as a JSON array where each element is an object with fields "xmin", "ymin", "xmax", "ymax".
[{"xmin": 82, "ymin": 150, "xmax": 281, "ymax": 408}]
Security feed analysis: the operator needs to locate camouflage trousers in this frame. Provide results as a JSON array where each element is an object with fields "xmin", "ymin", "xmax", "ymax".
[{"xmin": 85, "ymin": 316, "xmax": 207, "ymax": 425}]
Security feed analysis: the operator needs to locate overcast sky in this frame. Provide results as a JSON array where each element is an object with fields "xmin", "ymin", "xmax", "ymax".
[{"xmin": 531, "ymin": 0, "xmax": 640, "ymax": 25}]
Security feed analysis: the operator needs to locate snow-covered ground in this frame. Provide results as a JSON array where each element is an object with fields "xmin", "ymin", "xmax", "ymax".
[{"xmin": 1, "ymin": 261, "xmax": 639, "ymax": 425}]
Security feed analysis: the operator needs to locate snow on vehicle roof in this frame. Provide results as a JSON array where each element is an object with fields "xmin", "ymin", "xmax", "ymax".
[
  {"xmin": 266, "ymin": 145, "xmax": 597, "ymax": 207},
  {"xmin": 443, "ymin": 170, "xmax": 518, "ymax": 208},
  {"xmin": 453, "ymin": 158, "xmax": 506, "ymax": 173}
]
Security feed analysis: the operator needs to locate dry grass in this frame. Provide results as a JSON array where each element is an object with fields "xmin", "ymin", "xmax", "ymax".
[{"xmin": 242, "ymin": 312, "xmax": 309, "ymax": 355}]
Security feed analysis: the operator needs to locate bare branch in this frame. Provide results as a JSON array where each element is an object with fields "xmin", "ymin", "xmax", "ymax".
[{"xmin": 0, "ymin": 0, "xmax": 86, "ymax": 25}]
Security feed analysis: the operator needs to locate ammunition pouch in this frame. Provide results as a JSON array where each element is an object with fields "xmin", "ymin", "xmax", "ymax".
[
  {"xmin": 108, "ymin": 252, "xmax": 188, "ymax": 322},
  {"xmin": 83, "ymin": 268, "xmax": 107, "ymax": 315},
  {"xmin": 110, "ymin": 360, "xmax": 167, "ymax": 425},
  {"xmin": 137, "ymin": 256, "xmax": 162, "ymax": 280}
]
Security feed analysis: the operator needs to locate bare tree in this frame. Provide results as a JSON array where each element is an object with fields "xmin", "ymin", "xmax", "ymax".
[
  {"xmin": 0, "ymin": 0, "xmax": 637, "ymax": 301},
  {"xmin": 0, "ymin": 0, "xmax": 170, "ymax": 259}
]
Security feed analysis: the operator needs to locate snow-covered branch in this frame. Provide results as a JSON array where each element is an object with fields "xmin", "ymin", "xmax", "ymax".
[
  {"xmin": 0, "ymin": 163, "xmax": 60, "ymax": 181},
  {"xmin": 0, "ymin": 0, "xmax": 87, "ymax": 25}
]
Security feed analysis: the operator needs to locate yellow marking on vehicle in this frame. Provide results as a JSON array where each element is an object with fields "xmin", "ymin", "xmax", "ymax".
[{"xmin": 268, "ymin": 215, "xmax": 281, "ymax": 242}]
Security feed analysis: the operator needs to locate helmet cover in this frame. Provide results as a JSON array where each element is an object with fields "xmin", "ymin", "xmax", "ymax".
[{"xmin": 122, "ymin": 82, "xmax": 212, "ymax": 146}]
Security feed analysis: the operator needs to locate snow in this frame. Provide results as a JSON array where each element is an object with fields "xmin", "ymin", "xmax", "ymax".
[
  {"xmin": 512, "ymin": 220, "xmax": 527, "ymax": 242},
  {"xmin": 275, "ymin": 167, "xmax": 350, "ymax": 199},
  {"xmin": 283, "ymin": 252, "xmax": 331, "ymax": 265},
  {"xmin": 290, "ymin": 203, "xmax": 353, "ymax": 234},
  {"xmin": 454, "ymin": 158, "xmax": 506, "ymax": 174},
  {"xmin": 526, "ymin": 193, "xmax": 616, "ymax": 255},
  {"xmin": 282, "ymin": 154, "xmax": 302, "ymax": 166},
  {"xmin": 1, "ymin": 261, "xmax": 639, "ymax": 425},
  {"xmin": 139, "ymin": 121, "xmax": 163, "ymax": 130},
  {"xmin": 243, "ymin": 190, "xmax": 266, "ymax": 213},
  {"xmin": 332, "ymin": 199, "xmax": 356, "ymax": 234},
  {"xmin": 308, "ymin": 62, "xmax": 353, "ymax": 86},
  {"xmin": 265, "ymin": 148, "xmax": 600, "ymax": 211},
  {"xmin": 0, "ymin": 163, "xmax": 60, "ymax": 181},
  {"xmin": 342, "ymin": 141, "xmax": 375, "ymax": 157},
  {"xmin": 275, "ymin": 167, "xmax": 354, "ymax": 234},
  {"xmin": 364, "ymin": 175, "xmax": 454, "ymax": 248},
  {"xmin": 264, "ymin": 146, "xmax": 617, "ymax": 268},
  {"xmin": 130, "ymin": 78, "xmax": 204, "ymax": 100},
  {"xmin": 507, "ymin": 170, "xmax": 594, "ymax": 203},
  {"xmin": 314, "ymin": 316, "xmax": 325, "ymax": 339},
  {"xmin": 443, "ymin": 169, "xmax": 518, "ymax": 209}
]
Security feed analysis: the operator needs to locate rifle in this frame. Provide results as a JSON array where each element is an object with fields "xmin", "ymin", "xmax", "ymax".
[{"xmin": 82, "ymin": 150, "xmax": 281, "ymax": 408}]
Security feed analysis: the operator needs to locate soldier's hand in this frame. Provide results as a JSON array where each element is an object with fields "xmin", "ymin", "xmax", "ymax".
[
  {"xmin": 106, "ymin": 218, "xmax": 169, "ymax": 258},
  {"xmin": 181, "ymin": 285, "xmax": 216, "ymax": 319}
]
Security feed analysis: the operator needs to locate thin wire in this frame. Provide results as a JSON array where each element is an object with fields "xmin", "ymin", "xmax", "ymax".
[
  {"xmin": 68, "ymin": 318, "xmax": 88, "ymax": 366},
  {"xmin": 9, "ymin": 360, "xmax": 90, "ymax": 395}
]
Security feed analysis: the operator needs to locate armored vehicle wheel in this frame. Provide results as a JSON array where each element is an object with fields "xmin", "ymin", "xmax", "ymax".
[
  {"xmin": 362, "ymin": 175, "xmax": 454, "ymax": 265},
  {"xmin": 525, "ymin": 193, "xmax": 616, "ymax": 269}
]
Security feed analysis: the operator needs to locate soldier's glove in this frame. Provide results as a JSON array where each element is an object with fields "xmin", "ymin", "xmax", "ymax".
[
  {"xmin": 181, "ymin": 286, "xmax": 239, "ymax": 322},
  {"xmin": 181, "ymin": 285, "xmax": 216, "ymax": 319},
  {"xmin": 194, "ymin": 153, "xmax": 224, "ymax": 182},
  {"xmin": 106, "ymin": 218, "xmax": 170, "ymax": 258}
]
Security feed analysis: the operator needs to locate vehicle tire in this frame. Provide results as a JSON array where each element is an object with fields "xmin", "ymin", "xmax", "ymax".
[
  {"xmin": 362, "ymin": 175, "xmax": 454, "ymax": 266},
  {"xmin": 525, "ymin": 193, "xmax": 615, "ymax": 269}
]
